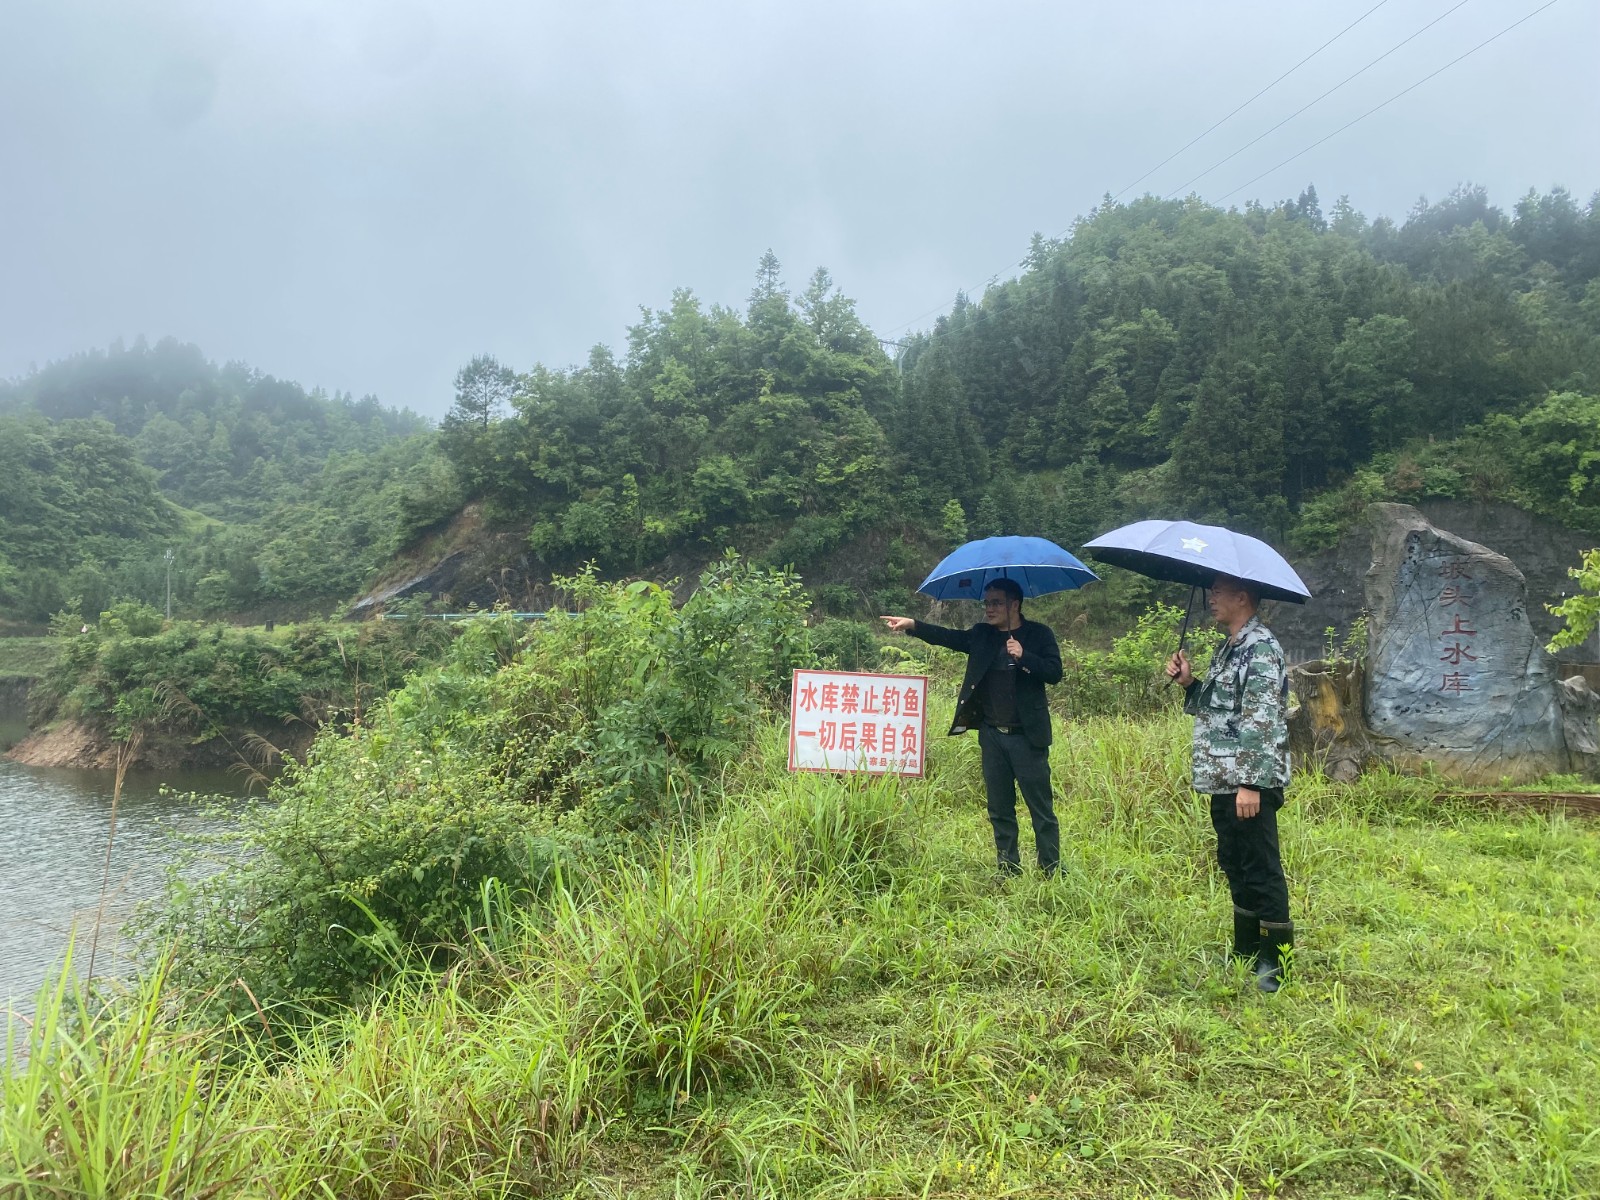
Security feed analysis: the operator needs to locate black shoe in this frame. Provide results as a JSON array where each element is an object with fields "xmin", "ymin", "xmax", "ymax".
[
  {"xmin": 1256, "ymin": 921, "xmax": 1294, "ymax": 993},
  {"xmin": 1232, "ymin": 906, "xmax": 1260, "ymax": 963},
  {"xmin": 993, "ymin": 860, "xmax": 1022, "ymax": 887}
]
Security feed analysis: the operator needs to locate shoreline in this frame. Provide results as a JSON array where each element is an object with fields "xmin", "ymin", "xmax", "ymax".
[{"xmin": 5, "ymin": 718, "xmax": 313, "ymax": 772}]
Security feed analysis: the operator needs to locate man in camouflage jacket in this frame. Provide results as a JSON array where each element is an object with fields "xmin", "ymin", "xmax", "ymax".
[{"xmin": 1166, "ymin": 574, "xmax": 1294, "ymax": 992}]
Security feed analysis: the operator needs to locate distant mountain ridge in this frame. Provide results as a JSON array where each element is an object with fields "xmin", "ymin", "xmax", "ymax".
[
  {"xmin": 0, "ymin": 338, "xmax": 458, "ymax": 623},
  {"xmin": 0, "ymin": 337, "xmax": 428, "ymax": 522}
]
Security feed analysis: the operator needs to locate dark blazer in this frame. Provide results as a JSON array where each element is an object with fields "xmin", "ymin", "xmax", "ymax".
[{"xmin": 910, "ymin": 617, "xmax": 1063, "ymax": 749}]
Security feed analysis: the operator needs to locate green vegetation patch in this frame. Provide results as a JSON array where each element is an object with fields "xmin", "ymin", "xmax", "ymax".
[
  {"xmin": 0, "ymin": 637, "xmax": 58, "ymax": 681},
  {"xmin": 0, "ymin": 338, "xmax": 456, "ymax": 623},
  {"xmin": 132, "ymin": 558, "xmax": 812, "ymax": 1025},
  {"xmin": 6, "ymin": 714, "xmax": 1597, "ymax": 1198},
  {"xmin": 2, "ymin": 582, "xmax": 1592, "ymax": 1198},
  {"xmin": 29, "ymin": 601, "xmax": 456, "ymax": 743}
]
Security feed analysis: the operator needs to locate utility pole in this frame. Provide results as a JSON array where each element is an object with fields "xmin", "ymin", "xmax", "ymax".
[{"xmin": 164, "ymin": 548, "xmax": 174, "ymax": 621}]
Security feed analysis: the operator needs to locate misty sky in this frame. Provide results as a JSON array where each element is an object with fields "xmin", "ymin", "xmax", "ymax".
[{"xmin": 3, "ymin": 0, "xmax": 1596, "ymax": 418}]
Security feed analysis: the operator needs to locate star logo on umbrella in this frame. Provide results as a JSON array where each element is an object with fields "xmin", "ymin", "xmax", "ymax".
[{"xmin": 1181, "ymin": 537, "xmax": 1208, "ymax": 554}]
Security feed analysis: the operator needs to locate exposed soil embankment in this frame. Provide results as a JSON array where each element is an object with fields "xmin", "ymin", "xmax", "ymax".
[
  {"xmin": 5, "ymin": 719, "xmax": 315, "ymax": 772},
  {"xmin": 349, "ymin": 504, "xmax": 568, "ymax": 615},
  {"xmin": 350, "ymin": 502, "xmax": 939, "ymax": 618}
]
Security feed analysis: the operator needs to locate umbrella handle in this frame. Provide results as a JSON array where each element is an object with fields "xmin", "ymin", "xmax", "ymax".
[
  {"xmin": 1168, "ymin": 585, "xmax": 1198, "ymax": 687},
  {"xmin": 1178, "ymin": 584, "xmax": 1195, "ymax": 652}
]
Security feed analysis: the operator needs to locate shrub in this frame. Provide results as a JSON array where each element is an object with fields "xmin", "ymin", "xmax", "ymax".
[
  {"xmin": 1288, "ymin": 469, "xmax": 1387, "ymax": 552},
  {"xmin": 30, "ymin": 607, "xmax": 454, "ymax": 738},
  {"xmin": 809, "ymin": 617, "xmax": 885, "ymax": 671},
  {"xmin": 1057, "ymin": 603, "xmax": 1222, "ymax": 718},
  {"xmin": 138, "ymin": 556, "xmax": 812, "ymax": 1025}
]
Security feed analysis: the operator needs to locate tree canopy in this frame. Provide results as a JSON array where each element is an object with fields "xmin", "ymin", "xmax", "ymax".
[
  {"xmin": 6, "ymin": 184, "xmax": 1600, "ymax": 625},
  {"xmin": 0, "ymin": 339, "xmax": 455, "ymax": 621}
]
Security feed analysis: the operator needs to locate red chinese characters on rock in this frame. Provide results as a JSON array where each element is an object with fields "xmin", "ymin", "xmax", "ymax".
[
  {"xmin": 789, "ymin": 669, "xmax": 928, "ymax": 776},
  {"xmin": 1435, "ymin": 559, "xmax": 1478, "ymax": 695}
]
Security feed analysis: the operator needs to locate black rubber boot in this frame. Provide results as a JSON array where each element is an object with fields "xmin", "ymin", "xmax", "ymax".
[
  {"xmin": 1256, "ymin": 920, "xmax": 1294, "ymax": 993},
  {"xmin": 1232, "ymin": 906, "xmax": 1260, "ymax": 963}
]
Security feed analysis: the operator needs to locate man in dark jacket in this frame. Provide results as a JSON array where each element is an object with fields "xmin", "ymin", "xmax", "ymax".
[{"xmin": 882, "ymin": 578, "xmax": 1064, "ymax": 875}]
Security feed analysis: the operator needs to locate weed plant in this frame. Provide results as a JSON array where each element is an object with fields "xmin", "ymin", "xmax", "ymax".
[
  {"xmin": 7, "ymin": 697, "xmax": 1599, "ymax": 1197},
  {"xmin": 1056, "ymin": 602, "xmax": 1224, "ymax": 718}
]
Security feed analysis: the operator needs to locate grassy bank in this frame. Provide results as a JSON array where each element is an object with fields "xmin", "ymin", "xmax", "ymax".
[
  {"xmin": 6, "ymin": 710, "xmax": 1598, "ymax": 1198},
  {"xmin": 0, "ymin": 637, "xmax": 58, "ymax": 682}
]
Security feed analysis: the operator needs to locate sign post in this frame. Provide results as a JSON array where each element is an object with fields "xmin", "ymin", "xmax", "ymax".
[{"xmin": 788, "ymin": 669, "xmax": 929, "ymax": 777}]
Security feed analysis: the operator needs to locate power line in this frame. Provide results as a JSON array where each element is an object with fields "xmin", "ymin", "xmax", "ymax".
[
  {"xmin": 1163, "ymin": 0, "xmax": 1473, "ymax": 199},
  {"xmin": 876, "ymin": 4, "xmax": 1409, "ymax": 340},
  {"xmin": 877, "ymin": 281, "xmax": 1002, "ymax": 341},
  {"xmin": 1215, "ymin": 0, "xmax": 1562, "ymax": 203},
  {"xmin": 875, "ymin": 0, "xmax": 1546, "ymax": 344},
  {"xmin": 1111, "ymin": 0, "xmax": 1388, "ymax": 202}
]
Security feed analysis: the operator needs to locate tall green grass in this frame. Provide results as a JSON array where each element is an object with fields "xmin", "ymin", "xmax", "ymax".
[{"xmin": 5, "ymin": 711, "xmax": 1599, "ymax": 1198}]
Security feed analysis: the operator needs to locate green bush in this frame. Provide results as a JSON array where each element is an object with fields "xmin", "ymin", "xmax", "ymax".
[
  {"xmin": 814, "ymin": 583, "xmax": 857, "ymax": 617},
  {"xmin": 760, "ymin": 514, "xmax": 852, "ymax": 570},
  {"xmin": 1288, "ymin": 469, "xmax": 1387, "ymax": 552},
  {"xmin": 1057, "ymin": 603, "xmax": 1222, "ymax": 719},
  {"xmin": 138, "ymin": 556, "xmax": 812, "ymax": 1026},
  {"xmin": 29, "ymin": 607, "xmax": 453, "ymax": 739},
  {"xmin": 808, "ymin": 617, "xmax": 885, "ymax": 671}
]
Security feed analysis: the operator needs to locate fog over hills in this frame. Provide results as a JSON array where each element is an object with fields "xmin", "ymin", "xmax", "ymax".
[{"xmin": 3, "ymin": 0, "xmax": 1596, "ymax": 414}]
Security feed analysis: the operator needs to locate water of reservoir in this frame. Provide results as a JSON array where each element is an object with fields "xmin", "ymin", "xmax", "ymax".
[{"xmin": 0, "ymin": 700, "xmax": 253, "ymax": 1019}]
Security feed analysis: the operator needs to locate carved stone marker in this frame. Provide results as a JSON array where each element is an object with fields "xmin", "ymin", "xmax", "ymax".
[{"xmin": 1362, "ymin": 503, "xmax": 1569, "ymax": 784}]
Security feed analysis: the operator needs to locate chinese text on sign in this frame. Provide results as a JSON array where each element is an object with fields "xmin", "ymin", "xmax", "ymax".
[{"xmin": 788, "ymin": 669, "xmax": 929, "ymax": 777}]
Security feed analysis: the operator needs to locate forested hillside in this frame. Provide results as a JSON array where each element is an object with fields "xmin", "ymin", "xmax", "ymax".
[
  {"xmin": 4, "ymin": 184, "xmax": 1599, "ymax": 627},
  {"xmin": 0, "ymin": 339, "xmax": 461, "ymax": 622},
  {"xmin": 436, "ymin": 184, "xmax": 1600, "ymax": 609},
  {"xmin": 890, "ymin": 184, "xmax": 1600, "ymax": 551}
]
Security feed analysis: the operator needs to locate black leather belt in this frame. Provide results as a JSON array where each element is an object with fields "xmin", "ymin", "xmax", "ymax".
[{"xmin": 987, "ymin": 724, "xmax": 1023, "ymax": 735}]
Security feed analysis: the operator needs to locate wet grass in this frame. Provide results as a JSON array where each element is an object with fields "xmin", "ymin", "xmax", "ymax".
[{"xmin": 4, "ymin": 710, "xmax": 1598, "ymax": 1198}]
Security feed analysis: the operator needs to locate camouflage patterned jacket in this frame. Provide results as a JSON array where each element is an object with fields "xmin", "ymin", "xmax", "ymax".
[{"xmin": 1182, "ymin": 614, "xmax": 1290, "ymax": 793}]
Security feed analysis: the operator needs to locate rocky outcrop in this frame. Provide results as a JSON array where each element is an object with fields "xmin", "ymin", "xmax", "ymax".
[
  {"xmin": 1362, "ymin": 504, "xmax": 1568, "ymax": 783},
  {"xmin": 1272, "ymin": 500, "xmax": 1599, "ymax": 664},
  {"xmin": 1557, "ymin": 675, "xmax": 1600, "ymax": 778},
  {"xmin": 347, "ymin": 503, "xmax": 943, "ymax": 619},
  {"xmin": 1292, "ymin": 504, "xmax": 1599, "ymax": 785},
  {"xmin": 347, "ymin": 505, "xmax": 561, "ymax": 616},
  {"xmin": 1286, "ymin": 660, "xmax": 1374, "ymax": 784},
  {"xmin": 4, "ymin": 719, "xmax": 313, "ymax": 771}
]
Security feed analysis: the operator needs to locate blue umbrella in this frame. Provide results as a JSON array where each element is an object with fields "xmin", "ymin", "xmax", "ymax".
[
  {"xmin": 918, "ymin": 535, "xmax": 1099, "ymax": 601},
  {"xmin": 1082, "ymin": 520, "xmax": 1310, "ymax": 604}
]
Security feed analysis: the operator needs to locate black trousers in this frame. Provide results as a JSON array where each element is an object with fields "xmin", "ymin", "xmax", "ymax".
[
  {"xmin": 1209, "ymin": 788, "xmax": 1290, "ymax": 923},
  {"xmin": 979, "ymin": 725, "xmax": 1059, "ymax": 873}
]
